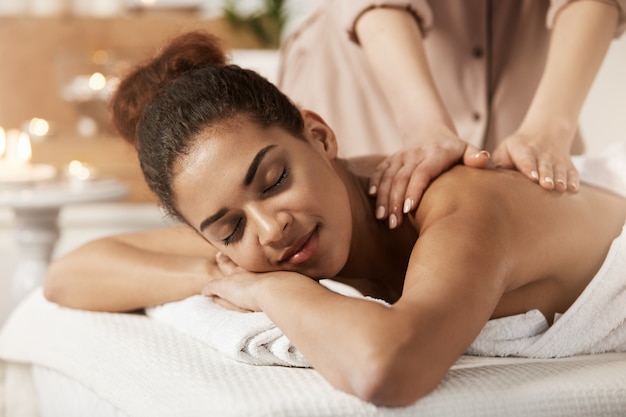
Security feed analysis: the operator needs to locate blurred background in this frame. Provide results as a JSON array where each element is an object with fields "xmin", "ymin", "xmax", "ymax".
[{"xmin": 0, "ymin": 0, "xmax": 624, "ymax": 326}]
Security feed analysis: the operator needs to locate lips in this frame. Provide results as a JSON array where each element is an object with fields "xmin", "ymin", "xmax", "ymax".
[{"xmin": 279, "ymin": 226, "xmax": 319, "ymax": 265}]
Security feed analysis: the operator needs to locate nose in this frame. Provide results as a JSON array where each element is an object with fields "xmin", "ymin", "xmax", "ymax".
[{"xmin": 247, "ymin": 203, "xmax": 289, "ymax": 246}]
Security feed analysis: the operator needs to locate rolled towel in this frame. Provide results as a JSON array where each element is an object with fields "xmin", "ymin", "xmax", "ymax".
[{"xmin": 146, "ymin": 279, "xmax": 366, "ymax": 367}]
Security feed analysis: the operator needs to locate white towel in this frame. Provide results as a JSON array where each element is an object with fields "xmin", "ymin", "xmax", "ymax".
[
  {"xmin": 146, "ymin": 279, "xmax": 365, "ymax": 367},
  {"xmin": 147, "ymin": 295, "xmax": 307, "ymax": 367},
  {"xmin": 467, "ymin": 221, "xmax": 626, "ymax": 357}
]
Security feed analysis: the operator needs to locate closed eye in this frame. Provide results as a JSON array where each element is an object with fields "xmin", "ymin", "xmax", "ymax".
[
  {"xmin": 223, "ymin": 217, "xmax": 244, "ymax": 246},
  {"xmin": 223, "ymin": 166, "xmax": 288, "ymax": 246},
  {"xmin": 264, "ymin": 167, "xmax": 289, "ymax": 194}
]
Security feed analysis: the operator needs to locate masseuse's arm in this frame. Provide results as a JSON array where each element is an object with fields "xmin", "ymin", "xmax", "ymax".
[
  {"xmin": 203, "ymin": 176, "xmax": 510, "ymax": 406},
  {"xmin": 44, "ymin": 225, "xmax": 218, "ymax": 312},
  {"xmin": 492, "ymin": 0, "xmax": 619, "ymax": 191},
  {"xmin": 355, "ymin": 7, "xmax": 489, "ymax": 229}
]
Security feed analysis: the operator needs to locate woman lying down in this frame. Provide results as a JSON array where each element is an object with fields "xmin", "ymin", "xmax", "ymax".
[{"xmin": 44, "ymin": 31, "xmax": 626, "ymax": 407}]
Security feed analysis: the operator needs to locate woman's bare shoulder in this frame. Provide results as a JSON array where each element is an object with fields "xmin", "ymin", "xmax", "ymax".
[{"xmin": 411, "ymin": 166, "xmax": 516, "ymax": 226}]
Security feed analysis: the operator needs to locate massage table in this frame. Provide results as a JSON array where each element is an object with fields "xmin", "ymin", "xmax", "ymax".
[{"xmin": 1, "ymin": 288, "xmax": 626, "ymax": 417}]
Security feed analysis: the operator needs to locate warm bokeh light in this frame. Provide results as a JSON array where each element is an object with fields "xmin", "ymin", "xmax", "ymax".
[
  {"xmin": 0, "ymin": 127, "xmax": 6, "ymax": 157},
  {"xmin": 17, "ymin": 132, "xmax": 32, "ymax": 162},
  {"xmin": 88, "ymin": 72, "xmax": 107, "ymax": 91},
  {"xmin": 92, "ymin": 49, "xmax": 109, "ymax": 65},
  {"xmin": 28, "ymin": 117, "xmax": 50, "ymax": 137},
  {"xmin": 68, "ymin": 160, "xmax": 91, "ymax": 180}
]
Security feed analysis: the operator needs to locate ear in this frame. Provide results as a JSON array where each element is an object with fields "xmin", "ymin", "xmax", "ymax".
[{"xmin": 301, "ymin": 110, "xmax": 339, "ymax": 159}]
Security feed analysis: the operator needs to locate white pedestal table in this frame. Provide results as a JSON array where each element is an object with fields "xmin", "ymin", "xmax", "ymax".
[{"xmin": 0, "ymin": 179, "xmax": 128, "ymax": 303}]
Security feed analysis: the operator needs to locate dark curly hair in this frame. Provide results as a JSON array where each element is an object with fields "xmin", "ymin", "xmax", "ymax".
[{"xmin": 109, "ymin": 31, "xmax": 305, "ymax": 221}]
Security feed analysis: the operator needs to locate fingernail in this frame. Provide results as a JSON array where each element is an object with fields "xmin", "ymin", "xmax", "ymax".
[
  {"xmin": 544, "ymin": 176, "xmax": 554, "ymax": 185},
  {"xmin": 570, "ymin": 182, "xmax": 579, "ymax": 191},
  {"xmin": 475, "ymin": 150, "xmax": 490, "ymax": 159},
  {"xmin": 403, "ymin": 198, "xmax": 413, "ymax": 213},
  {"xmin": 531, "ymin": 170, "xmax": 539, "ymax": 180},
  {"xmin": 369, "ymin": 185, "xmax": 377, "ymax": 195},
  {"xmin": 376, "ymin": 205, "xmax": 385, "ymax": 219},
  {"xmin": 557, "ymin": 179, "xmax": 566, "ymax": 187},
  {"xmin": 389, "ymin": 213, "xmax": 397, "ymax": 229}
]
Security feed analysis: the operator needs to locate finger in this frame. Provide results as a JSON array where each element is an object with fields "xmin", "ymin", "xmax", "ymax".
[
  {"xmin": 402, "ymin": 153, "xmax": 454, "ymax": 215},
  {"xmin": 537, "ymin": 158, "xmax": 555, "ymax": 190},
  {"xmin": 552, "ymin": 163, "xmax": 568, "ymax": 192},
  {"xmin": 402, "ymin": 170, "xmax": 431, "ymax": 214},
  {"xmin": 387, "ymin": 163, "xmax": 418, "ymax": 228},
  {"xmin": 375, "ymin": 159, "xmax": 403, "ymax": 221},
  {"xmin": 368, "ymin": 159, "xmax": 391, "ymax": 196},
  {"xmin": 463, "ymin": 144, "xmax": 490, "ymax": 168},
  {"xmin": 512, "ymin": 152, "xmax": 541, "ymax": 184},
  {"xmin": 566, "ymin": 166, "xmax": 580, "ymax": 192}
]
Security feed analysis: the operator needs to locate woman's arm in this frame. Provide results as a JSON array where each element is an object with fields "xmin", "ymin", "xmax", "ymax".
[
  {"xmin": 492, "ymin": 1, "xmax": 619, "ymax": 191},
  {"xmin": 203, "ymin": 175, "xmax": 511, "ymax": 406},
  {"xmin": 44, "ymin": 225, "xmax": 219, "ymax": 312},
  {"xmin": 355, "ymin": 7, "xmax": 489, "ymax": 229}
]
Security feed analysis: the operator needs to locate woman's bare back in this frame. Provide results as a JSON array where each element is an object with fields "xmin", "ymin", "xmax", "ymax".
[{"xmin": 417, "ymin": 166, "xmax": 626, "ymax": 321}]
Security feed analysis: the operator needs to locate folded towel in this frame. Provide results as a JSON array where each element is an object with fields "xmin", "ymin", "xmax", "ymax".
[
  {"xmin": 146, "ymin": 279, "xmax": 366, "ymax": 367},
  {"xmin": 147, "ymin": 295, "xmax": 307, "ymax": 366}
]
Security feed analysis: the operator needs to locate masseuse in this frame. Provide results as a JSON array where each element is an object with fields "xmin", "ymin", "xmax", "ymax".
[
  {"xmin": 278, "ymin": 0, "xmax": 625, "ymax": 228},
  {"xmin": 45, "ymin": 32, "xmax": 626, "ymax": 406}
]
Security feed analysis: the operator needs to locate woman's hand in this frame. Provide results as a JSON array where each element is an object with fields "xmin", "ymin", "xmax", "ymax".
[
  {"xmin": 369, "ymin": 133, "xmax": 490, "ymax": 229},
  {"xmin": 202, "ymin": 252, "xmax": 306, "ymax": 313},
  {"xmin": 492, "ymin": 131, "xmax": 579, "ymax": 192}
]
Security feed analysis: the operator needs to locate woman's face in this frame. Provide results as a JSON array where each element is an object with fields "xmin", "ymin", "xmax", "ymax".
[{"xmin": 173, "ymin": 112, "xmax": 353, "ymax": 279}]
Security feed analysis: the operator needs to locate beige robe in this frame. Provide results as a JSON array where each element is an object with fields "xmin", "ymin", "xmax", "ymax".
[{"xmin": 278, "ymin": 0, "xmax": 626, "ymax": 157}]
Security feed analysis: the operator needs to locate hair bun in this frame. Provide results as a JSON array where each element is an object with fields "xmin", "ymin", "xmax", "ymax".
[{"xmin": 110, "ymin": 31, "xmax": 227, "ymax": 146}]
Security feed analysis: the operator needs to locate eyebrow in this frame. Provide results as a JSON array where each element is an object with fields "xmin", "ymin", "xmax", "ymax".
[
  {"xmin": 199, "ymin": 144, "xmax": 277, "ymax": 233},
  {"xmin": 244, "ymin": 144, "xmax": 277, "ymax": 186}
]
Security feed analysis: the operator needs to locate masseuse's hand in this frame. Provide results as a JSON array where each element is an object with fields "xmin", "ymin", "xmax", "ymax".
[
  {"xmin": 369, "ymin": 132, "xmax": 490, "ymax": 229},
  {"xmin": 492, "ymin": 131, "xmax": 579, "ymax": 192}
]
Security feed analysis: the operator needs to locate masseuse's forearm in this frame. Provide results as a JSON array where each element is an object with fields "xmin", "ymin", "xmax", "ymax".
[
  {"xmin": 355, "ymin": 7, "xmax": 456, "ymax": 138},
  {"xmin": 519, "ymin": 1, "xmax": 618, "ymax": 140},
  {"xmin": 45, "ymin": 236, "xmax": 213, "ymax": 312}
]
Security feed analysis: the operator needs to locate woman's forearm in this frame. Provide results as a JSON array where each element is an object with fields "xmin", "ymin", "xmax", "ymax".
[
  {"xmin": 253, "ymin": 274, "xmax": 465, "ymax": 406},
  {"xmin": 255, "ymin": 276, "xmax": 422, "ymax": 403},
  {"xmin": 519, "ymin": 1, "xmax": 619, "ymax": 139},
  {"xmin": 44, "ymin": 227, "xmax": 217, "ymax": 312},
  {"xmin": 355, "ymin": 7, "xmax": 456, "ymax": 138}
]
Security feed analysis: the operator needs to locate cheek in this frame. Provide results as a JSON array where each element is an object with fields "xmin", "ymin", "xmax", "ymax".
[{"xmin": 224, "ymin": 242, "xmax": 273, "ymax": 273}]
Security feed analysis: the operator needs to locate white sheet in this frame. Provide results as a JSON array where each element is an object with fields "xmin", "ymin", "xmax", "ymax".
[{"xmin": 2, "ymin": 289, "xmax": 626, "ymax": 417}]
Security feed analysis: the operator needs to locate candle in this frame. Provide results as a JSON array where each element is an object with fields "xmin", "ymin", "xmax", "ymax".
[{"xmin": 0, "ymin": 127, "xmax": 57, "ymax": 185}]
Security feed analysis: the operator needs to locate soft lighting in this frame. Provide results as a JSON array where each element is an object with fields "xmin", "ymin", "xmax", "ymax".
[
  {"xmin": 0, "ymin": 129, "xmax": 56, "ymax": 184},
  {"xmin": 0, "ymin": 127, "xmax": 5, "ymax": 157},
  {"xmin": 17, "ymin": 132, "xmax": 32, "ymax": 162},
  {"xmin": 68, "ymin": 160, "xmax": 97, "ymax": 181},
  {"xmin": 92, "ymin": 49, "xmax": 109, "ymax": 65},
  {"xmin": 88, "ymin": 72, "xmax": 107, "ymax": 91},
  {"xmin": 28, "ymin": 117, "xmax": 50, "ymax": 137}
]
